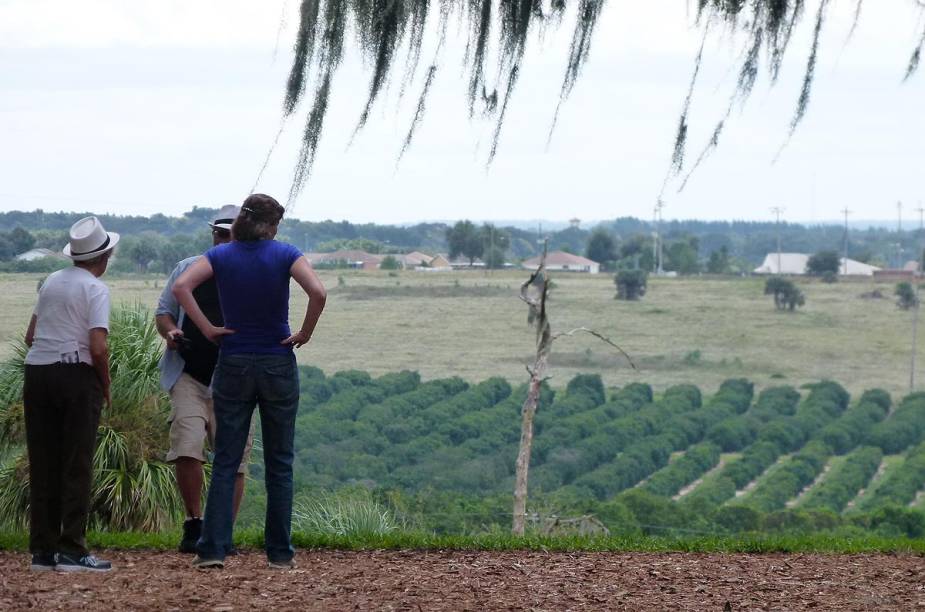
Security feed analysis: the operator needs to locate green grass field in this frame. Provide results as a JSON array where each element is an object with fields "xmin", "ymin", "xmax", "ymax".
[
  {"xmin": 1, "ymin": 529, "xmax": 924, "ymax": 554},
  {"xmin": 0, "ymin": 270, "xmax": 918, "ymax": 396}
]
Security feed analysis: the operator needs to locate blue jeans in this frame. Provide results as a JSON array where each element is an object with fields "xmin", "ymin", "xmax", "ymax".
[{"xmin": 196, "ymin": 352, "xmax": 299, "ymax": 562}]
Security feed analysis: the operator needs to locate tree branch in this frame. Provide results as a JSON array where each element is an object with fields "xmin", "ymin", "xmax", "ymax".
[{"xmin": 550, "ymin": 327, "xmax": 638, "ymax": 371}]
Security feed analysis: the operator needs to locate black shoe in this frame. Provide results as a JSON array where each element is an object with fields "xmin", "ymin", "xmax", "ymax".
[
  {"xmin": 55, "ymin": 553, "xmax": 112, "ymax": 572},
  {"xmin": 30, "ymin": 553, "xmax": 56, "ymax": 571},
  {"xmin": 192, "ymin": 556, "xmax": 224, "ymax": 569},
  {"xmin": 179, "ymin": 518, "xmax": 203, "ymax": 553}
]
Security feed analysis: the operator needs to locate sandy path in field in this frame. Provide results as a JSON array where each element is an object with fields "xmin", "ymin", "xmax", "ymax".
[{"xmin": 2, "ymin": 550, "xmax": 923, "ymax": 610}]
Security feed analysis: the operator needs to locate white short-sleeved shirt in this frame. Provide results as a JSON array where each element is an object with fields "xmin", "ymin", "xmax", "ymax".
[{"xmin": 25, "ymin": 266, "xmax": 111, "ymax": 366}]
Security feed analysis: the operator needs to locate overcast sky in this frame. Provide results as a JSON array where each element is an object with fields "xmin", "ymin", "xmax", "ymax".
[{"xmin": 1, "ymin": 1, "xmax": 923, "ymax": 225}]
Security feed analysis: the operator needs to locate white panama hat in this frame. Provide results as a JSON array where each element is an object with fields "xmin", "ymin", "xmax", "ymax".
[
  {"xmin": 209, "ymin": 205, "xmax": 241, "ymax": 231},
  {"xmin": 62, "ymin": 216, "xmax": 120, "ymax": 261}
]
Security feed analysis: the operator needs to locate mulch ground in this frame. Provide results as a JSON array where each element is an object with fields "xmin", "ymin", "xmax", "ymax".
[{"xmin": 1, "ymin": 550, "xmax": 923, "ymax": 610}]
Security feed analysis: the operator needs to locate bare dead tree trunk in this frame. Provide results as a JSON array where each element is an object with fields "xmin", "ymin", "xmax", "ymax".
[
  {"xmin": 512, "ymin": 244, "xmax": 551, "ymax": 536},
  {"xmin": 512, "ymin": 349, "xmax": 548, "ymax": 536},
  {"xmin": 511, "ymin": 244, "xmax": 635, "ymax": 536}
]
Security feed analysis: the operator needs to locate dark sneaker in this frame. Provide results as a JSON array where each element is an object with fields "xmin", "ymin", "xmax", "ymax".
[
  {"xmin": 192, "ymin": 556, "xmax": 224, "ymax": 569},
  {"xmin": 179, "ymin": 518, "xmax": 203, "ymax": 554},
  {"xmin": 55, "ymin": 553, "xmax": 112, "ymax": 572},
  {"xmin": 30, "ymin": 553, "xmax": 56, "ymax": 571},
  {"xmin": 267, "ymin": 559, "xmax": 296, "ymax": 570}
]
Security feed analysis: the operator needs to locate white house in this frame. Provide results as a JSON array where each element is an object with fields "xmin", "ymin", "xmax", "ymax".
[
  {"xmin": 754, "ymin": 253, "xmax": 880, "ymax": 276},
  {"xmin": 839, "ymin": 258, "xmax": 880, "ymax": 276},
  {"xmin": 397, "ymin": 251, "xmax": 435, "ymax": 269},
  {"xmin": 305, "ymin": 250, "xmax": 383, "ymax": 270},
  {"xmin": 15, "ymin": 248, "xmax": 62, "ymax": 262},
  {"xmin": 523, "ymin": 251, "xmax": 600, "ymax": 274},
  {"xmin": 753, "ymin": 253, "xmax": 810, "ymax": 275}
]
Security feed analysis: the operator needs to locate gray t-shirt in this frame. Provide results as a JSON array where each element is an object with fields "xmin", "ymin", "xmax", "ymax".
[{"xmin": 25, "ymin": 266, "xmax": 110, "ymax": 366}]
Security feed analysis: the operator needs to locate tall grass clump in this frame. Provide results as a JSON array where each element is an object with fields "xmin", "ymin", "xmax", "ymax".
[
  {"xmin": 293, "ymin": 490, "xmax": 400, "ymax": 537},
  {"xmin": 0, "ymin": 302, "xmax": 181, "ymax": 531}
]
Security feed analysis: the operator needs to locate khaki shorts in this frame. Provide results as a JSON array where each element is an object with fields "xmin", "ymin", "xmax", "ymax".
[{"xmin": 166, "ymin": 373, "xmax": 253, "ymax": 475}]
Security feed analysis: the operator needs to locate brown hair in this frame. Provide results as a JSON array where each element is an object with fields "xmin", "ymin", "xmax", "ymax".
[{"xmin": 232, "ymin": 194, "xmax": 285, "ymax": 242}]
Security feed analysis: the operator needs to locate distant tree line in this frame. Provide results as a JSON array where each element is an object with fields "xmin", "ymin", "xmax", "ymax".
[{"xmin": 2, "ymin": 209, "xmax": 924, "ymax": 273}]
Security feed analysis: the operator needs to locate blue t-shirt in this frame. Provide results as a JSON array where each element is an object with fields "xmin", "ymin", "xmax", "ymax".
[{"xmin": 205, "ymin": 240, "xmax": 303, "ymax": 355}]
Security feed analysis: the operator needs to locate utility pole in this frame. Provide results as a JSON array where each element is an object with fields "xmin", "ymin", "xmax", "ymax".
[
  {"xmin": 652, "ymin": 201, "xmax": 660, "ymax": 274},
  {"xmin": 897, "ymin": 201, "xmax": 904, "ymax": 269},
  {"xmin": 657, "ymin": 200, "xmax": 665, "ymax": 275},
  {"xmin": 841, "ymin": 208, "xmax": 851, "ymax": 276},
  {"xmin": 912, "ymin": 206, "xmax": 924, "ymax": 392},
  {"xmin": 918, "ymin": 204, "xmax": 925, "ymax": 273},
  {"xmin": 771, "ymin": 206, "xmax": 785, "ymax": 274},
  {"xmin": 485, "ymin": 224, "xmax": 495, "ymax": 276}
]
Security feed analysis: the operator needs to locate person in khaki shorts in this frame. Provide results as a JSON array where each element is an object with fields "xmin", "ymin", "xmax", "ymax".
[{"xmin": 156, "ymin": 205, "xmax": 253, "ymax": 553}]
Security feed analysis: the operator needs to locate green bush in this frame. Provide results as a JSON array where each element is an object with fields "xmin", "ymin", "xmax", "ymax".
[
  {"xmin": 682, "ymin": 384, "xmax": 843, "ymax": 512},
  {"xmin": 706, "ymin": 385, "xmax": 798, "ymax": 452},
  {"xmin": 858, "ymin": 505, "xmax": 925, "ymax": 539},
  {"xmin": 616, "ymin": 489, "xmax": 707, "ymax": 535},
  {"xmin": 806, "ymin": 250, "xmax": 840, "ymax": 277},
  {"xmin": 800, "ymin": 446, "xmax": 882, "ymax": 513},
  {"xmin": 707, "ymin": 418, "xmax": 759, "ymax": 452},
  {"xmin": 724, "ymin": 441, "xmax": 784, "ymax": 489},
  {"xmin": 895, "ymin": 282, "xmax": 919, "ymax": 310},
  {"xmin": 751, "ymin": 386, "xmax": 801, "ymax": 418},
  {"xmin": 614, "ymin": 269, "xmax": 648, "ymax": 300},
  {"xmin": 641, "ymin": 442, "xmax": 721, "ymax": 498},
  {"xmin": 817, "ymin": 389, "xmax": 890, "ymax": 455},
  {"xmin": 866, "ymin": 392, "xmax": 925, "ymax": 454},
  {"xmin": 855, "ymin": 441, "xmax": 925, "ymax": 513},
  {"xmin": 740, "ymin": 440, "xmax": 832, "ymax": 513},
  {"xmin": 713, "ymin": 505, "xmax": 763, "ymax": 533},
  {"xmin": 593, "ymin": 499, "xmax": 642, "ymax": 536},
  {"xmin": 293, "ymin": 489, "xmax": 400, "ymax": 536},
  {"xmin": 762, "ymin": 508, "xmax": 842, "ymax": 533},
  {"xmin": 764, "ymin": 276, "xmax": 805, "ymax": 311},
  {"xmin": 573, "ymin": 382, "xmax": 745, "ymax": 500}
]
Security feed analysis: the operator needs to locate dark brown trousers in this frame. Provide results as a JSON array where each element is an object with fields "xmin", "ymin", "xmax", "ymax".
[{"xmin": 23, "ymin": 363, "xmax": 102, "ymax": 556}]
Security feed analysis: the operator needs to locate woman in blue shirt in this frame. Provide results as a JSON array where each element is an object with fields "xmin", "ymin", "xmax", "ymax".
[{"xmin": 173, "ymin": 193, "xmax": 326, "ymax": 569}]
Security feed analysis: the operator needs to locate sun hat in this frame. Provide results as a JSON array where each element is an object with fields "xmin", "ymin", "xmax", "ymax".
[
  {"xmin": 62, "ymin": 216, "xmax": 120, "ymax": 261},
  {"xmin": 209, "ymin": 205, "xmax": 241, "ymax": 231}
]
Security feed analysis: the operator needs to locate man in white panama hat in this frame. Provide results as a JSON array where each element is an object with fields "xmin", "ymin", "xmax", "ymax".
[
  {"xmin": 155, "ymin": 205, "xmax": 253, "ymax": 553},
  {"xmin": 22, "ymin": 216, "xmax": 118, "ymax": 572}
]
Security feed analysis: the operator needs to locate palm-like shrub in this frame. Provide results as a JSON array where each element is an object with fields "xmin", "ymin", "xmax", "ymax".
[
  {"xmin": 293, "ymin": 489, "xmax": 399, "ymax": 537},
  {"xmin": 0, "ymin": 302, "xmax": 182, "ymax": 531}
]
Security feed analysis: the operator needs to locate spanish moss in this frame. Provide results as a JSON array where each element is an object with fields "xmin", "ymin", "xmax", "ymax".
[
  {"xmin": 466, "ymin": 0, "xmax": 493, "ymax": 117},
  {"xmin": 353, "ymin": 0, "xmax": 408, "ymax": 135},
  {"xmin": 398, "ymin": 64, "xmax": 438, "ymax": 162},
  {"xmin": 788, "ymin": 0, "xmax": 829, "ymax": 137},
  {"xmin": 770, "ymin": 0, "xmax": 804, "ymax": 83},
  {"xmin": 548, "ymin": 0, "xmax": 606, "ymax": 145},
  {"xmin": 668, "ymin": 28, "xmax": 710, "ymax": 178},
  {"xmin": 847, "ymin": 0, "xmax": 863, "ymax": 42},
  {"xmin": 399, "ymin": 0, "xmax": 430, "ymax": 98},
  {"xmin": 904, "ymin": 23, "xmax": 925, "ymax": 82},
  {"xmin": 487, "ymin": 64, "xmax": 520, "ymax": 165},
  {"xmin": 285, "ymin": 0, "xmax": 321, "ymax": 115},
  {"xmin": 275, "ymin": 0, "xmax": 925, "ymax": 202},
  {"xmin": 289, "ymin": 70, "xmax": 333, "ymax": 204}
]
